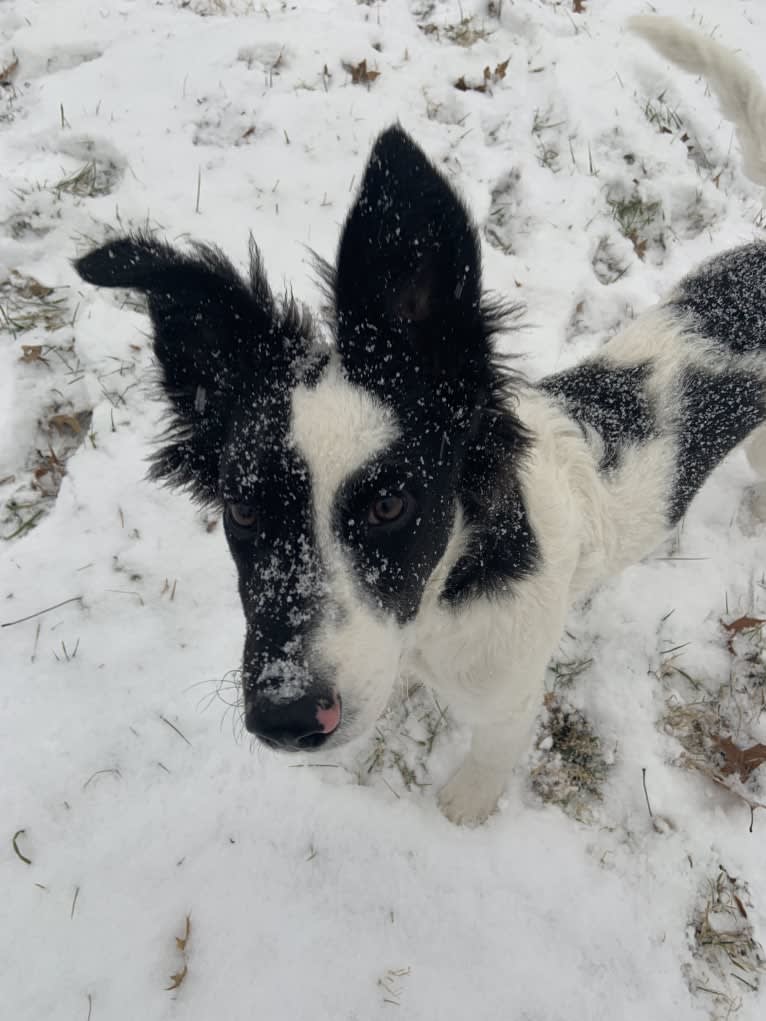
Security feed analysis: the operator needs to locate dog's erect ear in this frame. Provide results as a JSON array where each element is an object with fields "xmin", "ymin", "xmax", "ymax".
[
  {"xmin": 76, "ymin": 234, "xmax": 304, "ymax": 502},
  {"xmin": 333, "ymin": 126, "xmax": 498, "ymax": 417}
]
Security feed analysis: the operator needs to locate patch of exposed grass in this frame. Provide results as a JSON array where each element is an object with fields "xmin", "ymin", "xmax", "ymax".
[
  {"xmin": 644, "ymin": 91, "xmax": 683, "ymax": 135},
  {"xmin": 531, "ymin": 689, "xmax": 608, "ymax": 821},
  {"xmin": 685, "ymin": 866, "xmax": 765, "ymax": 1018},
  {"xmin": 178, "ymin": 0, "xmax": 255, "ymax": 15},
  {"xmin": 659, "ymin": 616, "xmax": 766, "ymax": 827},
  {"xmin": 549, "ymin": 656, "xmax": 594, "ymax": 689},
  {"xmin": 353, "ymin": 683, "xmax": 450, "ymax": 797},
  {"xmin": 531, "ymin": 108, "xmax": 564, "ymax": 172},
  {"xmin": 643, "ymin": 91, "xmax": 710, "ymax": 172},
  {"xmin": 420, "ymin": 16, "xmax": 493, "ymax": 47},
  {"xmin": 1, "ymin": 402, "xmax": 94, "ymax": 540},
  {"xmin": 607, "ymin": 190, "xmax": 663, "ymax": 258},
  {"xmin": 54, "ymin": 160, "xmax": 119, "ymax": 199},
  {"xmin": 484, "ymin": 170, "xmax": 524, "ymax": 255},
  {"xmin": 592, "ymin": 236, "xmax": 629, "ymax": 285},
  {"xmin": 0, "ymin": 273, "xmax": 70, "ymax": 335}
]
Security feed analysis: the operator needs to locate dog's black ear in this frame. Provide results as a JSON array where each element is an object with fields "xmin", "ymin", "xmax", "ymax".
[
  {"xmin": 334, "ymin": 126, "xmax": 497, "ymax": 416},
  {"xmin": 76, "ymin": 234, "xmax": 296, "ymax": 502}
]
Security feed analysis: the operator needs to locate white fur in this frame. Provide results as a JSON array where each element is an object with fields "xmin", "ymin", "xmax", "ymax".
[
  {"xmin": 290, "ymin": 358, "xmax": 408, "ymax": 744},
  {"xmin": 745, "ymin": 422, "xmax": 766, "ymax": 477},
  {"xmin": 744, "ymin": 424, "xmax": 766, "ymax": 523},
  {"xmin": 287, "ymin": 300, "xmax": 764, "ymax": 826},
  {"xmin": 630, "ymin": 15, "xmax": 766, "ymax": 185},
  {"xmin": 291, "ymin": 357, "xmax": 400, "ymax": 534}
]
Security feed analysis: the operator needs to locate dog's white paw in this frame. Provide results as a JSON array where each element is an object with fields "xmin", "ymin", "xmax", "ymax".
[{"xmin": 438, "ymin": 759, "xmax": 506, "ymax": 827}]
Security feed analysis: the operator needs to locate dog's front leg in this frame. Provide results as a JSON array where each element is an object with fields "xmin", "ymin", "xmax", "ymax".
[
  {"xmin": 438, "ymin": 691, "xmax": 541, "ymax": 827},
  {"xmin": 433, "ymin": 574, "xmax": 575, "ymax": 826}
]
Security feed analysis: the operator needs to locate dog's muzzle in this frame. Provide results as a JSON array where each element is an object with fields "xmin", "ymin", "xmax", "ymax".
[{"xmin": 244, "ymin": 673, "xmax": 342, "ymax": 751}]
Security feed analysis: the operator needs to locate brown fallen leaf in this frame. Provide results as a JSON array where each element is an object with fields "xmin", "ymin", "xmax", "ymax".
[
  {"xmin": 49, "ymin": 414, "xmax": 83, "ymax": 434},
  {"xmin": 679, "ymin": 753, "xmax": 766, "ymax": 830},
  {"xmin": 454, "ymin": 60, "xmax": 509, "ymax": 94},
  {"xmin": 20, "ymin": 345, "xmax": 47, "ymax": 364},
  {"xmin": 455, "ymin": 75, "xmax": 483, "ymax": 93},
  {"xmin": 722, "ymin": 615, "xmax": 766, "ymax": 634},
  {"xmin": 0, "ymin": 54, "xmax": 19, "ymax": 85},
  {"xmin": 343, "ymin": 59, "xmax": 380, "ymax": 85},
  {"xmin": 176, "ymin": 915, "xmax": 192, "ymax": 953},
  {"xmin": 721, "ymin": 614, "xmax": 766, "ymax": 653},
  {"xmin": 714, "ymin": 735, "xmax": 766, "ymax": 783},
  {"xmin": 15, "ymin": 276, "xmax": 54, "ymax": 299},
  {"xmin": 573, "ymin": 0, "xmax": 587, "ymax": 12},
  {"xmin": 166, "ymin": 964, "xmax": 187, "ymax": 991}
]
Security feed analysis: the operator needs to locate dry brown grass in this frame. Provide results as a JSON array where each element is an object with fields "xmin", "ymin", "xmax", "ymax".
[
  {"xmin": 531, "ymin": 688, "xmax": 608, "ymax": 821},
  {"xmin": 659, "ymin": 618, "xmax": 766, "ymax": 828},
  {"xmin": 685, "ymin": 867, "xmax": 765, "ymax": 1018}
]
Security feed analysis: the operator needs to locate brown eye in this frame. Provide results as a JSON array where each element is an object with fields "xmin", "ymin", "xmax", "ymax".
[
  {"xmin": 229, "ymin": 503, "xmax": 258, "ymax": 529},
  {"xmin": 368, "ymin": 493, "xmax": 406, "ymax": 526}
]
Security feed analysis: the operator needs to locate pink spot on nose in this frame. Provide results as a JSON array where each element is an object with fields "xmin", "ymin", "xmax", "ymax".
[{"xmin": 315, "ymin": 695, "xmax": 341, "ymax": 735}]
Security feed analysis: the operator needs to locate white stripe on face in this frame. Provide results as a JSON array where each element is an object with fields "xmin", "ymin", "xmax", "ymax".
[
  {"xmin": 289, "ymin": 357, "xmax": 400, "ymax": 540},
  {"xmin": 288, "ymin": 358, "xmax": 406, "ymax": 743}
]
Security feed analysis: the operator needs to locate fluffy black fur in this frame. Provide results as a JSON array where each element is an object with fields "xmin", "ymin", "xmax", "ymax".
[
  {"xmin": 670, "ymin": 243, "xmax": 766, "ymax": 354},
  {"xmin": 671, "ymin": 367, "xmax": 764, "ymax": 521},
  {"xmin": 328, "ymin": 127, "xmax": 538, "ymax": 608},
  {"xmin": 540, "ymin": 361, "xmax": 656, "ymax": 471},
  {"xmin": 76, "ymin": 234, "xmax": 318, "ymax": 504}
]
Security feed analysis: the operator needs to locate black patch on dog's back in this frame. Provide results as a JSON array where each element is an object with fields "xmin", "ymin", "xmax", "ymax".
[
  {"xmin": 670, "ymin": 367, "xmax": 765, "ymax": 522},
  {"xmin": 670, "ymin": 243, "xmax": 766, "ymax": 353},
  {"xmin": 539, "ymin": 361, "xmax": 655, "ymax": 470}
]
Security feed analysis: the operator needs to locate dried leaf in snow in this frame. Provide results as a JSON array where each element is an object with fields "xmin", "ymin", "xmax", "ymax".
[
  {"xmin": 722, "ymin": 615, "xmax": 766, "ymax": 634},
  {"xmin": 343, "ymin": 59, "xmax": 380, "ymax": 85},
  {"xmin": 166, "ymin": 964, "xmax": 187, "ymax": 991},
  {"xmin": 714, "ymin": 736, "xmax": 766, "ymax": 782}
]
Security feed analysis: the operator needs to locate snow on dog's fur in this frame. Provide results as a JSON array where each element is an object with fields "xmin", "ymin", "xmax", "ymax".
[{"xmin": 76, "ymin": 69, "xmax": 766, "ymax": 824}]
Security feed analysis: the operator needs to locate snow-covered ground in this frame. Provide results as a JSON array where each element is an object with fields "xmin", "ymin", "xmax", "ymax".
[{"xmin": 2, "ymin": 0, "xmax": 766, "ymax": 1018}]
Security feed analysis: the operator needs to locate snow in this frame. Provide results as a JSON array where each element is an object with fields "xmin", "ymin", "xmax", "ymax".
[{"xmin": 2, "ymin": 0, "xmax": 766, "ymax": 1019}]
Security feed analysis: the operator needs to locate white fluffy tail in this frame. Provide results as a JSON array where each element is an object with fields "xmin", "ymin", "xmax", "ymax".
[{"xmin": 629, "ymin": 15, "xmax": 766, "ymax": 185}]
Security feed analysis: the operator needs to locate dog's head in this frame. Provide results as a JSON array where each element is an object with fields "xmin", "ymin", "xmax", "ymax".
[{"xmin": 76, "ymin": 126, "xmax": 530, "ymax": 752}]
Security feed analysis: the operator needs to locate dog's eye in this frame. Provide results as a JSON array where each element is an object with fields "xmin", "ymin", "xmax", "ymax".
[
  {"xmin": 368, "ymin": 493, "xmax": 407, "ymax": 526},
  {"xmin": 228, "ymin": 503, "xmax": 258, "ymax": 529}
]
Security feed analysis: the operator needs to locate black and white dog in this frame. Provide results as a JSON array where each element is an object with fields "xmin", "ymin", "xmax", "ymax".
[{"xmin": 76, "ymin": 19, "xmax": 766, "ymax": 825}]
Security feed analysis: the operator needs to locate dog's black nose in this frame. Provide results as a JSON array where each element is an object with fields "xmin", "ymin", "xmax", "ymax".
[{"xmin": 245, "ymin": 689, "xmax": 342, "ymax": 751}]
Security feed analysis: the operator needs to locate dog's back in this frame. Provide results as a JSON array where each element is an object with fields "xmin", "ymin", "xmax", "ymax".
[{"xmin": 534, "ymin": 244, "xmax": 766, "ymax": 593}]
